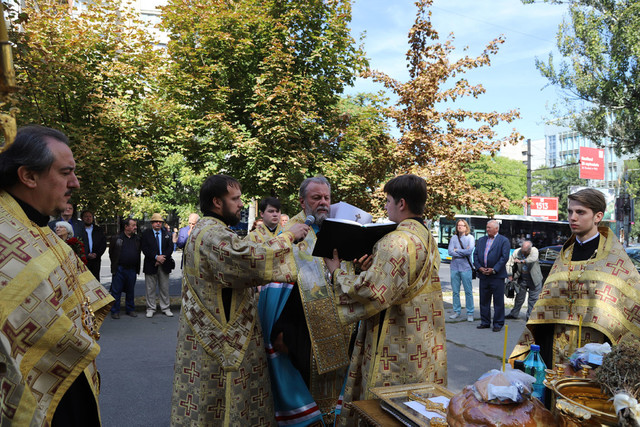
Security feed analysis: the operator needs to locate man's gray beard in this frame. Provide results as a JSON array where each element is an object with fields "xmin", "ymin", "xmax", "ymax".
[{"xmin": 305, "ymin": 208, "xmax": 329, "ymax": 226}]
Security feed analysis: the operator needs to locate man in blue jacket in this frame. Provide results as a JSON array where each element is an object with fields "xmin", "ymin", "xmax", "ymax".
[{"xmin": 473, "ymin": 219, "xmax": 510, "ymax": 332}]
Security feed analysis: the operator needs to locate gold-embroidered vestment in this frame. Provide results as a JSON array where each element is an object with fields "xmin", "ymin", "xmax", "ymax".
[
  {"xmin": 510, "ymin": 227, "xmax": 640, "ymax": 366},
  {"xmin": 331, "ymin": 219, "xmax": 447, "ymax": 426},
  {"xmin": 0, "ymin": 191, "xmax": 113, "ymax": 425},
  {"xmin": 170, "ymin": 217, "xmax": 297, "ymax": 426}
]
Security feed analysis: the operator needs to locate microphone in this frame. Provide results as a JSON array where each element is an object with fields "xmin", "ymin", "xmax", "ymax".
[
  {"xmin": 304, "ymin": 215, "xmax": 315, "ymax": 226},
  {"xmin": 294, "ymin": 215, "xmax": 315, "ymax": 244}
]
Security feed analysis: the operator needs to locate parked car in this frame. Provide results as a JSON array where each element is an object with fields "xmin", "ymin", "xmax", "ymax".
[
  {"xmin": 538, "ymin": 245, "xmax": 562, "ymax": 283},
  {"xmin": 625, "ymin": 246, "xmax": 640, "ymax": 273}
]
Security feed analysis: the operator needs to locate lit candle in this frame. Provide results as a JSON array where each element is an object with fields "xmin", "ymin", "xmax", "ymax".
[
  {"xmin": 502, "ymin": 324, "xmax": 509, "ymax": 371},
  {"xmin": 578, "ymin": 314, "xmax": 583, "ymax": 349}
]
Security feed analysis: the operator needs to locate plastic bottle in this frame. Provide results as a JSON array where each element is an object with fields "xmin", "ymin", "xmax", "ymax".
[{"xmin": 523, "ymin": 344, "xmax": 547, "ymax": 402}]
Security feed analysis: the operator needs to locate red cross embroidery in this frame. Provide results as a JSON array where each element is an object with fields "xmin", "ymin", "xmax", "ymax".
[
  {"xmin": 210, "ymin": 369, "xmax": 224, "ymax": 387},
  {"xmin": 211, "ymin": 241, "xmax": 230, "ymax": 261},
  {"xmin": 623, "ymin": 304, "xmax": 640, "ymax": 323},
  {"xmin": 225, "ymin": 332, "xmax": 244, "ymax": 350},
  {"xmin": 253, "ymin": 357, "xmax": 265, "ymax": 376},
  {"xmin": 431, "ymin": 303, "xmax": 442, "ymax": 319},
  {"xmin": 242, "ymin": 246, "xmax": 265, "ymax": 268},
  {"xmin": 233, "ymin": 368, "xmax": 250, "ymax": 389},
  {"xmin": 207, "ymin": 398, "xmax": 224, "ymax": 418},
  {"xmin": 379, "ymin": 347, "xmax": 398, "ymax": 370},
  {"xmin": 407, "ymin": 308, "xmax": 428, "ymax": 331},
  {"xmin": 606, "ymin": 259, "xmax": 630, "ymax": 276},
  {"xmin": 539, "ymin": 288, "xmax": 552, "ymax": 299},
  {"xmin": 389, "ymin": 257, "xmax": 407, "ymax": 277},
  {"xmin": 239, "ymin": 401, "xmax": 249, "ymax": 418},
  {"xmin": 186, "ymin": 334, "xmax": 198, "ymax": 350},
  {"xmin": 409, "ymin": 344, "xmax": 429, "ymax": 368},
  {"xmin": 252, "ymin": 387, "xmax": 269, "ymax": 406},
  {"xmin": 2, "ymin": 321, "xmax": 40, "ymax": 358},
  {"xmin": 183, "ymin": 361, "xmax": 200, "ymax": 383},
  {"xmin": 594, "ymin": 285, "xmax": 618, "ymax": 304},
  {"xmin": 187, "ymin": 307, "xmax": 207, "ymax": 329},
  {"xmin": 431, "ymin": 344, "xmax": 444, "ymax": 360},
  {"xmin": 273, "ymin": 248, "xmax": 290, "ymax": 264},
  {"xmin": 180, "ymin": 394, "xmax": 198, "ymax": 416},
  {"xmin": 367, "ymin": 281, "xmax": 388, "ymax": 305},
  {"xmin": 0, "ymin": 234, "xmax": 31, "ymax": 268},
  {"xmin": 574, "ymin": 282, "xmax": 590, "ymax": 299}
]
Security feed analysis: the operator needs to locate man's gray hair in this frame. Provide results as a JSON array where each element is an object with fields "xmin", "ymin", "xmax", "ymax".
[
  {"xmin": 299, "ymin": 175, "xmax": 331, "ymax": 199},
  {"xmin": 522, "ymin": 240, "xmax": 532, "ymax": 249},
  {"xmin": 487, "ymin": 219, "xmax": 500, "ymax": 229}
]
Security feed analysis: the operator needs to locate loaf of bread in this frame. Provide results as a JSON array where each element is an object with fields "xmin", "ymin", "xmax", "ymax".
[{"xmin": 447, "ymin": 386, "xmax": 558, "ymax": 427}]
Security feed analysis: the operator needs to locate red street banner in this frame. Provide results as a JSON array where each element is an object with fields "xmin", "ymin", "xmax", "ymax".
[
  {"xmin": 530, "ymin": 197, "xmax": 559, "ymax": 220},
  {"xmin": 579, "ymin": 146, "xmax": 605, "ymax": 180}
]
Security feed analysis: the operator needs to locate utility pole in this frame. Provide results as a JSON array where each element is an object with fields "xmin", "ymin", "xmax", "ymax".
[{"xmin": 526, "ymin": 138, "xmax": 532, "ymax": 216}]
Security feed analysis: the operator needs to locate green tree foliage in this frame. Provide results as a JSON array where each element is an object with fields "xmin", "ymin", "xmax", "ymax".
[
  {"xmin": 525, "ymin": 0, "xmax": 640, "ymax": 154},
  {"xmin": 7, "ymin": 0, "xmax": 170, "ymax": 218},
  {"xmin": 465, "ymin": 156, "xmax": 527, "ymax": 215},
  {"xmin": 159, "ymin": 0, "xmax": 390, "ymax": 213},
  {"xmin": 366, "ymin": 0, "xmax": 523, "ymax": 219},
  {"xmin": 532, "ymin": 163, "xmax": 583, "ymax": 220}
]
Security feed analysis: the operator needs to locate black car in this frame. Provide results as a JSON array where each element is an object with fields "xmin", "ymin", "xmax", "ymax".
[
  {"xmin": 625, "ymin": 246, "xmax": 640, "ymax": 273},
  {"xmin": 538, "ymin": 245, "xmax": 562, "ymax": 282}
]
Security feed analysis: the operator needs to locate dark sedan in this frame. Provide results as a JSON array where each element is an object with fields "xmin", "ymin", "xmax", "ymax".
[
  {"xmin": 539, "ymin": 245, "xmax": 562, "ymax": 283},
  {"xmin": 625, "ymin": 246, "xmax": 640, "ymax": 272}
]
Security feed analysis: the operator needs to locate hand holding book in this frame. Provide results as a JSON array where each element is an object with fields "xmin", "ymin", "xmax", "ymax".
[{"xmin": 324, "ymin": 248, "xmax": 373, "ymax": 277}]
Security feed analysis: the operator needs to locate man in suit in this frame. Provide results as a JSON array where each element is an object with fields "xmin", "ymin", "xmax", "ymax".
[
  {"xmin": 141, "ymin": 213, "xmax": 175, "ymax": 318},
  {"xmin": 473, "ymin": 219, "xmax": 510, "ymax": 332},
  {"xmin": 48, "ymin": 201, "xmax": 83, "ymax": 237},
  {"xmin": 81, "ymin": 209, "xmax": 107, "ymax": 281}
]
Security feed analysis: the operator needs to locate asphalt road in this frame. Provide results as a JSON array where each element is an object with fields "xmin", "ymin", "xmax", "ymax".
[{"xmin": 96, "ymin": 254, "xmax": 527, "ymax": 426}]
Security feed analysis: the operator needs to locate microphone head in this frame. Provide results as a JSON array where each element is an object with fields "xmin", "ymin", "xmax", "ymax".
[{"xmin": 304, "ymin": 215, "xmax": 315, "ymax": 226}]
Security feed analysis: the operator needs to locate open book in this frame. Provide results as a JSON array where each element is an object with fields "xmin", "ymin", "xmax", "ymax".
[{"xmin": 312, "ymin": 218, "xmax": 397, "ymax": 260}]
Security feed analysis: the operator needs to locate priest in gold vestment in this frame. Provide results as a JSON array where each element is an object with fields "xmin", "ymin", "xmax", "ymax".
[
  {"xmin": 0, "ymin": 126, "xmax": 114, "ymax": 426},
  {"xmin": 325, "ymin": 174, "xmax": 448, "ymax": 426},
  {"xmin": 248, "ymin": 197, "xmax": 284, "ymax": 244},
  {"xmin": 271, "ymin": 177, "xmax": 356, "ymax": 423},
  {"xmin": 170, "ymin": 175, "xmax": 309, "ymax": 426},
  {"xmin": 510, "ymin": 188, "xmax": 640, "ymax": 368}
]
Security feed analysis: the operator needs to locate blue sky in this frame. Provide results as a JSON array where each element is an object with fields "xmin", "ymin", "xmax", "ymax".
[{"xmin": 347, "ymin": 0, "xmax": 569, "ymax": 142}]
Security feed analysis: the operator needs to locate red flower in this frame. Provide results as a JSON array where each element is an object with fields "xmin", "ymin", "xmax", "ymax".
[{"xmin": 66, "ymin": 237, "xmax": 88, "ymax": 264}]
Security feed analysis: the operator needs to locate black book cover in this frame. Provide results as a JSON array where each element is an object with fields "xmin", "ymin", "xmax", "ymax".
[{"xmin": 312, "ymin": 218, "xmax": 397, "ymax": 260}]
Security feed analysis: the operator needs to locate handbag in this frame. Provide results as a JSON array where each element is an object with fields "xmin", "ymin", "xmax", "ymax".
[{"xmin": 457, "ymin": 235, "xmax": 477, "ymax": 280}]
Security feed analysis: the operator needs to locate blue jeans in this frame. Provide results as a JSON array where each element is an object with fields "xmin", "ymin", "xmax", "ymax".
[
  {"xmin": 451, "ymin": 269, "xmax": 474, "ymax": 315},
  {"xmin": 110, "ymin": 266, "xmax": 137, "ymax": 314}
]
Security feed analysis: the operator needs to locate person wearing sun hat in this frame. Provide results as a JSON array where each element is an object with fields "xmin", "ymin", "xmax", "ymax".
[{"xmin": 141, "ymin": 212, "xmax": 176, "ymax": 318}]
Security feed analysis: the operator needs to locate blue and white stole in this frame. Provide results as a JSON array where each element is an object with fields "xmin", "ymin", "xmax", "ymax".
[{"xmin": 258, "ymin": 282, "xmax": 324, "ymax": 426}]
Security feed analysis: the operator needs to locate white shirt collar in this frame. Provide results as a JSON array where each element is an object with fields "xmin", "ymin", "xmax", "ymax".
[{"xmin": 576, "ymin": 232, "xmax": 600, "ymax": 245}]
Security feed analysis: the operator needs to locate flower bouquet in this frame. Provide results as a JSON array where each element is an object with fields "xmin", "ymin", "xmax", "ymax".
[{"xmin": 66, "ymin": 237, "xmax": 87, "ymax": 264}]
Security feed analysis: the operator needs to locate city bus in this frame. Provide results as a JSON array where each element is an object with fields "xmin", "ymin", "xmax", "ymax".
[{"xmin": 434, "ymin": 215, "xmax": 572, "ymax": 262}]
